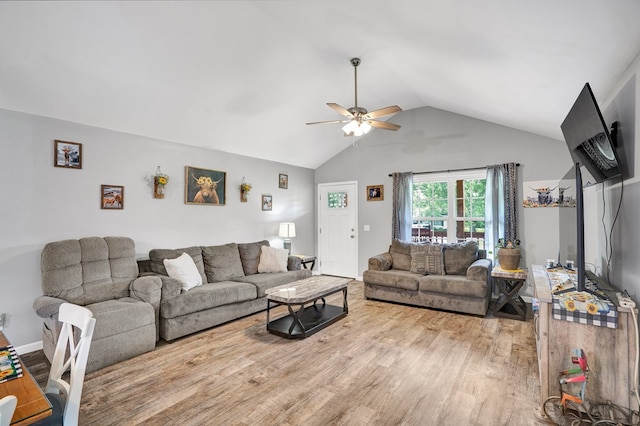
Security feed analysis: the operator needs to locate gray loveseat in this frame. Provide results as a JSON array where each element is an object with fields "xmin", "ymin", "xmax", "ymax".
[
  {"xmin": 363, "ymin": 240, "xmax": 492, "ymax": 316},
  {"xmin": 147, "ymin": 240, "xmax": 311, "ymax": 341},
  {"xmin": 33, "ymin": 237, "xmax": 161, "ymax": 373}
]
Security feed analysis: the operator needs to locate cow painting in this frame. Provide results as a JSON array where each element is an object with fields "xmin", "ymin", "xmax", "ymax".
[
  {"xmin": 192, "ymin": 175, "xmax": 222, "ymax": 204},
  {"xmin": 185, "ymin": 166, "xmax": 226, "ymax": 205}
]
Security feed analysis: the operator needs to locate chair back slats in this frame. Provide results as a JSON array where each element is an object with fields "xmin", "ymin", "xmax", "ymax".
[
  {"xmin": 45, "ymin": 303, "xmax": 95, "ymax": 426},
  {"xmin": 0, "ymin": 395, "xmax": 18, "ymax": 426}
]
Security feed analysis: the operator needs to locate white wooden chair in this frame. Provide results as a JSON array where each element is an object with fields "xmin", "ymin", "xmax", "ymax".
[
  {"xmin": 0, "ymin": 395, "xmax": 18, "ymax": 426},
  {"xmin": 33, "ymin": 303, "xmax": 95, "ymax": 426}
]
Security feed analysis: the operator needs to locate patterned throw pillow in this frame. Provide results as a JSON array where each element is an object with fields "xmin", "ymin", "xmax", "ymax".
[
  {"xmin": 442, "ymin": 240, "xmax": 479, "ymax": 275},
  {"xmin": 410, "ymin": 243, "xmax": 444, "ymax": 275}
]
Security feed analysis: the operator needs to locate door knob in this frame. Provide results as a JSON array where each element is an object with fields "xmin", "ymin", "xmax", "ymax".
[{"xmin": 350, "ymin": 235, "xmax": 355, "ymax": 239}]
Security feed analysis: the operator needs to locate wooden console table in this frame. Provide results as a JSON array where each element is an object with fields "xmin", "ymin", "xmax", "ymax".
[{"xmin": 532, "ymin": 264, "xmax": 638, "ymax": 412}]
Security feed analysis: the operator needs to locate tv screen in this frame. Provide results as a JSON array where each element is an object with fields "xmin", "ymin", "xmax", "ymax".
[{"xmin": 561, "ymin": 83, "xmax": 621, "ymax": 183}]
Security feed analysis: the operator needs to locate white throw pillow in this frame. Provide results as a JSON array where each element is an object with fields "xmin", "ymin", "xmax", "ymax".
[
  {"xmin": 163, "ymin": 252, "xmax": 203, "ymax": 291},
  {"xmin": 257, "ymin": 246, "xmax": 289, "ymax": 273}
]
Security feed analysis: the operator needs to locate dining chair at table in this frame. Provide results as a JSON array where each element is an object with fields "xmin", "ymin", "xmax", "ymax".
[
  {"xmin": 0, "ymin": 395, "xmax": 17, "ymax": 426},
  {"xmin": 33, "ymin": 303, "xmax": 95, "ymax": 426}
]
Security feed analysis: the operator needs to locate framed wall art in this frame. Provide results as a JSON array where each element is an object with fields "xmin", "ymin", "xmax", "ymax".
[
  {"xmin": 54, "ymin": 140, "xmax": 82, "ymax": 169},
  {"xmin": 279, "ymin": 173, "xmax": 288, "ymax": 189},
  {"xmin": 262, "ymin": 195, "xmax": 273, "ymax": 211},
  {"xmin": 185, "ymin": 166, "xmax": 226, "ymax": 205},
  {"xmin": 367, "ymin": 185, "xmax": 384, "ymax": 201},
  {"xmin": 101, "ymin": 185, "xmax": 124, "ymax": 209}
]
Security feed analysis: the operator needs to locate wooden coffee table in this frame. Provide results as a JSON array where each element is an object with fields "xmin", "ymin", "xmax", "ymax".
[{"xmin": 265, "ymin": 276, "xmax": 350, "ymax": 338}]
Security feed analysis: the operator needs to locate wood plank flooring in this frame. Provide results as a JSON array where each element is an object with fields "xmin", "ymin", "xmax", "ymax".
[{"xmin": 21, "ymin": 280, "xmax": 549, "ymax": 425}]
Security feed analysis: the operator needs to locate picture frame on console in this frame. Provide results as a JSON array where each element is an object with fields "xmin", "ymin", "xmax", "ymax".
[
  {"xmin": 54, "ymin": 140, "xmax": 82, "ymax": 169},
  {"xmin": 101, "ymin": 185, "xmax": 124, "ymax": 209},
  {"xmin": 185, "ymin": 166, "xmax": 226, "ymax": 206},
  {"xmin": 367, "ymin": 185, "xmax": 384, "ymax": 201}
]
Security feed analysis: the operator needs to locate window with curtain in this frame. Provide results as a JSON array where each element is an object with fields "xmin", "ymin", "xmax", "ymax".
[{"xmin": 412, "ymin": 170, "xmax": 486, "ymax": 248}]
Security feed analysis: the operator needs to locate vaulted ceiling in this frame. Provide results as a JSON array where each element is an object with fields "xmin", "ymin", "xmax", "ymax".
[{"xmin": 1, "ymin": 1, "xmax": 639, "ymax": 169}]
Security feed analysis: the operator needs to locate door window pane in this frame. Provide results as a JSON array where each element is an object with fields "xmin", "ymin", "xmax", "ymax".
[{"xmin": 328, "ymin": 192, "xmax": 348, "ymax": 208}]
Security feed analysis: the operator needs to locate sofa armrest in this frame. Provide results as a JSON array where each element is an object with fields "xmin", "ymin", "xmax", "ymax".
[
  {"xmin": 33, "ymin": 295, "xmax": 66, "ymax": 319},
  {"xmin": 467, "ymin": 258, "xmax": 492, "ymax": 282},
  {"xmin": 130, "ymin": 276, "xmax": 163, "ymax": 304},
  {"xmin": 368, "ymin": 253, "xmax": 393, "ymax": 271},
  {"xmin": 287, "ymin": 256, "xmax": 302, "ymax": 271},
  {"xmin": 139, "ymin": 272, "xmax": 182, "ymax": 299},
  {"xmin": 130, "ymin": 275, "xmax": 163, "ymax": 341}
]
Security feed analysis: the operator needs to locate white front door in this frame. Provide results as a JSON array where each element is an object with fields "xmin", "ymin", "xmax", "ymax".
[{"xmin": 318, "ymin": 182, "xmax": 358, "ymax": 278}]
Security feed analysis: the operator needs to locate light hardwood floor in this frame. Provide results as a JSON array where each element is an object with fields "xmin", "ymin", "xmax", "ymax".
[{"xmin": 22, "ymin": 281, "xmax": 549, "ymax": 425}]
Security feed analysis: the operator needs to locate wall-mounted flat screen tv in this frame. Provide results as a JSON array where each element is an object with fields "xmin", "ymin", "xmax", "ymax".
[{"xmin": 561, "ymin": 83, "xmax": 621, "ymax": 183}]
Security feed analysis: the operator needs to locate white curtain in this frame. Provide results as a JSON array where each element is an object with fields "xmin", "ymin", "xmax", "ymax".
[{"xmin": 392, "ymin": 172, "xmax": 413, "ymax": 241}]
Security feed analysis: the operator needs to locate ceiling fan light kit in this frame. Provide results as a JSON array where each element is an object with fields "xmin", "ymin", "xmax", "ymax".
[{"xmin": 307, "ymin": 57, "xmax": 402, "ymax": 137}]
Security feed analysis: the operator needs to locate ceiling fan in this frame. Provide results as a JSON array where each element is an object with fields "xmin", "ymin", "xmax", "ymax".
[{"xmin": 306, "ymin": 57, "xmax": 402, "ymax": 136}]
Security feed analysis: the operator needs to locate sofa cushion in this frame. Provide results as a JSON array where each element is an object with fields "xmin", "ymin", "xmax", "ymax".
[
  {"xmin": 410, "ymin": 243, "xmax": 444, "ymax": 275},
  {"xmin": 160, "ymin": 281, "xmax": 257, "ymax": 319},
  {"xmin": 149, "ymin": 246, "xmax": 207, "ymax": 285},
  {"xmin": 237, "ymin": 240, "xmax": 269, "ymax": 275},
  {"xmin": 258, "ymin": 246, "xmax": 289, "ymax": 273},
  {"xmin": 419, "ymin": 274, "xmax": 488, "ymax": 299},
  {"xmin": 361, "ymin": 269, "xmax": 419, "ymax": 291},
  {"xmin": 442, "ymin": 240, "xmax": 478, "ymax": 275},
  {"xmin": 235, "ymin": 269, "xmax": 312, "ymax": 297},
  {"xmin": 389, "ymin": 240, "xmax": 413, "ymax": 271},
  {"xmin": 163, "ymin": 252, "xmax": 202, "ymax": 291},
  {"xmin": 86, "ymin": 298, "xmax": 155, "ymax": 340},
  {"xmin": 201, "ymin": 243, "xmax": 245, "ymax": 283}
]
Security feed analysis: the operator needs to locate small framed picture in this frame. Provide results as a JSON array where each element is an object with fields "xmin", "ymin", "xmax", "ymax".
[
  {"xmin": 185, "ymin": 166, "xmax": 226, "ymax": 205},
  {"xmin": 262, "ymin": 195, "xmax": 273, "ymax": 211},
  {"xmin": 279, "ymin": 173, "xmax": 288, "ymax": 189},
  {"xmin": 101, "ymin": 185, "xmax": 124, "ymax": 209},
  {"xmin": 54, "ymin": 140, "xmax": 82, "ymax": 169},
  {"xmin": 367, "ymin": 185, "xmax": 384, "ymax": 201}
]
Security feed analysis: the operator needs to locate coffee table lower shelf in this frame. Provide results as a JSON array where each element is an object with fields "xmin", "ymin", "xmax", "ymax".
[{"xmin": 267, "ymin": 303, "xmax": 346, "ymax": 339}]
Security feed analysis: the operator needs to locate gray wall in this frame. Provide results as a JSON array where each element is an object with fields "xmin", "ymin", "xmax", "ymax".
[
  {"xmin": 315, "ymin": 105, "xmax": 574, "ymax": 294},
  {"xmin": 592, "ymin": 55, "xmax": 640, "ymax": 300},
  {"xmin": 0, "ymin": 108, "xmax": 314, "ymax": 349}
]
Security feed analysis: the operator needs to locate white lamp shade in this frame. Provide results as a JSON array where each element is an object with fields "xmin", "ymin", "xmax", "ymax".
[{"xmin": 279, "ymin": 222, "xmax": 296, "ymax": 238}]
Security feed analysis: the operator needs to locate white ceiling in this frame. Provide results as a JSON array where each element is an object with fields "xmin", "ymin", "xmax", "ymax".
[{"xmin": 1, "ymin": 1, "xmax": 639, "ymax": 169}]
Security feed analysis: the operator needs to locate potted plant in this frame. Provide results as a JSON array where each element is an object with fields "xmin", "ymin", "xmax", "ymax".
[
  {"xmin": 153, "ymin": 167, "xmax": 169, "ymax": 199},
  {"xmin": 497, "ymin": 238, "xmax": 521, "ymax": 270},
  {"xmin": 239, "ymin": 178, "xmax": 252, "ymax": 203}
]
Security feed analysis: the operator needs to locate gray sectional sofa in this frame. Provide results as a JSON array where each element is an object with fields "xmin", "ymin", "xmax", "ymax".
[
  {"xmin": 147, "ymin": 240, "xmax": 311, "ymax": 341},
  {"xmin": 34, "ymin": 237, "xmax": 311, "ymax": 373},
  {"xmin": 363, "ymin": 240, "xmax": 492, "ymax": 316}
]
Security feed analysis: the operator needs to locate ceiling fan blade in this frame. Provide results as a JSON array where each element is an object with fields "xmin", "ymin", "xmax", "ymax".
[
  {"xmin": 306, "ymin": 119, "xmax": 349, "ymax": 125},
  {"xmin": 365, "ymin": 105, "xmax": 402, "ymax": 119},
  {"xmin": 327, "ymin": 103, "xmax": 354, "ymax": 118},
  {"xmin": 369, "ymin": 120, "xmax": 401, "ymax": 131}
]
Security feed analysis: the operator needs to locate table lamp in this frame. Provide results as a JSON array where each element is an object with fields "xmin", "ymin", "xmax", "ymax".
[{"xmin": 279, "ymin": 222, "xmax": 296, "ymax": 255}]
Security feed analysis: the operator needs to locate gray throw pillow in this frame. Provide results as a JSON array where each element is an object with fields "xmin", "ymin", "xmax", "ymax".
[
  {"xmin": 201, "ymin": 243, "xmax": 245, "ymax": 282},
  {"xmin": 410, "ymin": 243, "xmax": 444, "ymax": 275},
  {"xmin": 237, "ymin": 240, "xmax": 269, "ymax": 275},
  {"xmin": 148, "ymin": 246, "xmax": 207, "ymax": 284},
  {"xmin": 442, "ymin": 240, "xmax": 479, "ymax": 275},
  {"xmin": 389, "ymin": 240, "xmax": 413, "ymax": 271}
]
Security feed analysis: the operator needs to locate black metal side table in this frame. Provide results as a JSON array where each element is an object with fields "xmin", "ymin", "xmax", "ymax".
[
  {"xmin": 492, "ymin": 266, "xmax": 528, "ymax": 321},
  {"xmin": 293, "ymin": 255, "xmax": 316, "ymax": 271}
]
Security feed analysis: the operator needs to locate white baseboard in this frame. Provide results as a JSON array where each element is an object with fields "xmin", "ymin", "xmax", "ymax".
[{"xmin": 15, "ymin": 340, "xmax": 42, "ymax": 355}]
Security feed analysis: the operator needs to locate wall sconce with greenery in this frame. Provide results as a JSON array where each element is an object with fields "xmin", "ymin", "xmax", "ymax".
[
  {"xmin": 154, "ymin": 166, "xmax": 169, "ymax": 199},
  {"xmin": 240, "ymin": 177, "xmax": 252, "ymax": 203}
]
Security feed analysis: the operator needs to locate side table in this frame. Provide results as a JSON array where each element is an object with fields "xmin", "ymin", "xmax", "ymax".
[
  {"xmin": 293, "ymin": 255, "xmax": 316, "ymax": 271},
  {"xmin": 492, "ymin": 266, "xmax": 528, "ymax": 320}
]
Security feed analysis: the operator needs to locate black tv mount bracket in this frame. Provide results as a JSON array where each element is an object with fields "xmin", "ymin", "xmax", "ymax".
[{"xmin": 610, "ymin": 121, "xmax": 619, "ymax": 147}]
